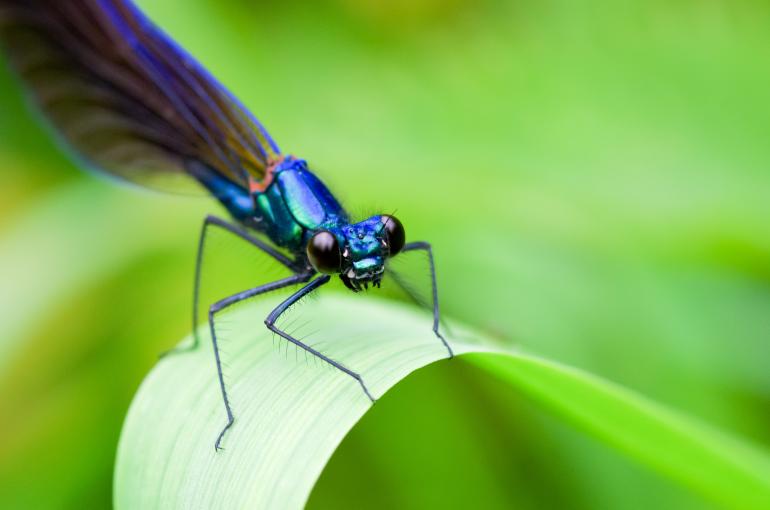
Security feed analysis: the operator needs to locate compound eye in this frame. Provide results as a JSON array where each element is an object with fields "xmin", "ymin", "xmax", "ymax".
[
  {"xmin": 307, "ymin": 231, "xmax": 342, "ymax": 273},
  {"xmin": 381, "ymin": 215, "xmax": 405, "ymax": 256}
]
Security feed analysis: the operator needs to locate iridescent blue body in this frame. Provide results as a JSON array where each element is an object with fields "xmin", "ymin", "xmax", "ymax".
[
  {"xmin": 192, "ymin": 155, "xmax": 390, "ymax": 287},
  {"xmin": 0, "ymin": 0, "xmax": 451, "ymax": 450},
  {"xmin": 193, "ymin": 157, "xmax": 345, "ymax": 249}
]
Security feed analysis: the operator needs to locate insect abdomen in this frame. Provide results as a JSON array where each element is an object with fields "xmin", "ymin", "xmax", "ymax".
[{"xmin": 186, "ymin": 161, "xmax": 255, "ymax": 221}]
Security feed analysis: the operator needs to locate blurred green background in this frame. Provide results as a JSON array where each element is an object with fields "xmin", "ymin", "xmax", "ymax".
[{"xmin": 1, "ymin": 0, "xmax": 769, "ymax": 508}]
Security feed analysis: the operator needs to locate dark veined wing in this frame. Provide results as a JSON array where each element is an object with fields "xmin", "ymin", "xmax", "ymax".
[{"xmin": 0, "ymin": 0, "xmax": 280, "ymax": 193}]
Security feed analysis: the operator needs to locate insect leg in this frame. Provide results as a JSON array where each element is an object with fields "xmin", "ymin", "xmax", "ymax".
[
  {"xmin": 401, "ymin": 241, "xmax": 454, "ymax": 358},
  {"xmin": 162, "ymin": 214, "xmax": 296, "ymax": 357},
  {"xmin": 265, "ymin": 275, "xmax": 376, "ymax": 403},
  {"xmin": 209, "ymin": 272, "xmax": 314, "ymax": 451}
]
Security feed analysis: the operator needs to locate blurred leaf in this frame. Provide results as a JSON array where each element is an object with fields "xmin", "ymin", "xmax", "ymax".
[
  {"xmin": 0, "ymin": 180, "xmax": 202, "ymax": 368},
  {"xmin": 467, "ymin": 353, "xmax": 770, "ymax": 510},
  {"xmin": 114, "ymin": 297, "xmax": 770, "ymax": 509}
]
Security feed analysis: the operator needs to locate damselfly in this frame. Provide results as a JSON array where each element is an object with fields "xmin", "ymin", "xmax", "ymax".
[{"xmin": 0, "ymin": 0, "xmax": 452, "ymax": 449}]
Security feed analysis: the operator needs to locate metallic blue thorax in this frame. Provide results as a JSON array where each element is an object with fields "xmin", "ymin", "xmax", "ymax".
[{"xmin": 194, "ymin": 157, "xmax": 348, "ymax": 252}]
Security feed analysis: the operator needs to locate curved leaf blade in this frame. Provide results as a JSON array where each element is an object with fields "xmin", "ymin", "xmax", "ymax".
[{"xmin": 114, "ymin": 297, "xmax": 770, "ymax": 509}]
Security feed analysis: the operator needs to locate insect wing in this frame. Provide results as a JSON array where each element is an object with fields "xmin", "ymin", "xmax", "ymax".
[{"xmin": 0, "ymin": 0, "xmax": 280, "ymax": 193}]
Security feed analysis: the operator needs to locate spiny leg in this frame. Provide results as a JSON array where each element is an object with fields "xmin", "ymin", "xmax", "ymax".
[
  {"xmin": 401, "ymin": 241, "xmax": 454, "ymax": 358},
  {"xmin": 162, "ymin": 214, "xmax": 296, "ymax": 357},
  {"xmin": 265, "ymin": 275, "xmax": 376, "ymax": 403},
  {"xmin": 210, "ymin": 272, "xmax": 314, "ymax": 451}
]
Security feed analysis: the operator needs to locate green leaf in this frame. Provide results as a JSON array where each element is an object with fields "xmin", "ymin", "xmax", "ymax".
[
  {"xmin": 466, "ymin": 354, "xmax": 770, "ymax": 510},
  {"xmin": 114, "ymin": 297, "xmax": 770, "ymax": 509},
  {"xmin": 0, "ymin": 180, "xmax": 201, "ymax": 367}
]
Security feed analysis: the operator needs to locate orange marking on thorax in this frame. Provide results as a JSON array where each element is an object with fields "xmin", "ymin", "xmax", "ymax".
[{"xmin": 249, "ymin": 155, "xmax": 285, "ymax": 194}]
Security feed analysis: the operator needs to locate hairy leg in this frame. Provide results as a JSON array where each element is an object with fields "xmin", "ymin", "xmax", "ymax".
[
  {"xmin": 264, "ymin": 275, "xmax": 375, "ymax": 402},
  {"xmin": 400, "ymin": 241, "xmax": 454, "ymax": 358},
  {"xmin": 162, "ymin": 214, "xmax": 296, "ymax": 357},
  {"xmin": 208, "ymin": 272, "xmax": 314, "ymax": 450}
]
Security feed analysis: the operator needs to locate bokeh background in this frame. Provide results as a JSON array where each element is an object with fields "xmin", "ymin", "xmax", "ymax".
[{"xmin": 1, "ymin": 0, "xmax": 769, "ymax": 508}]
